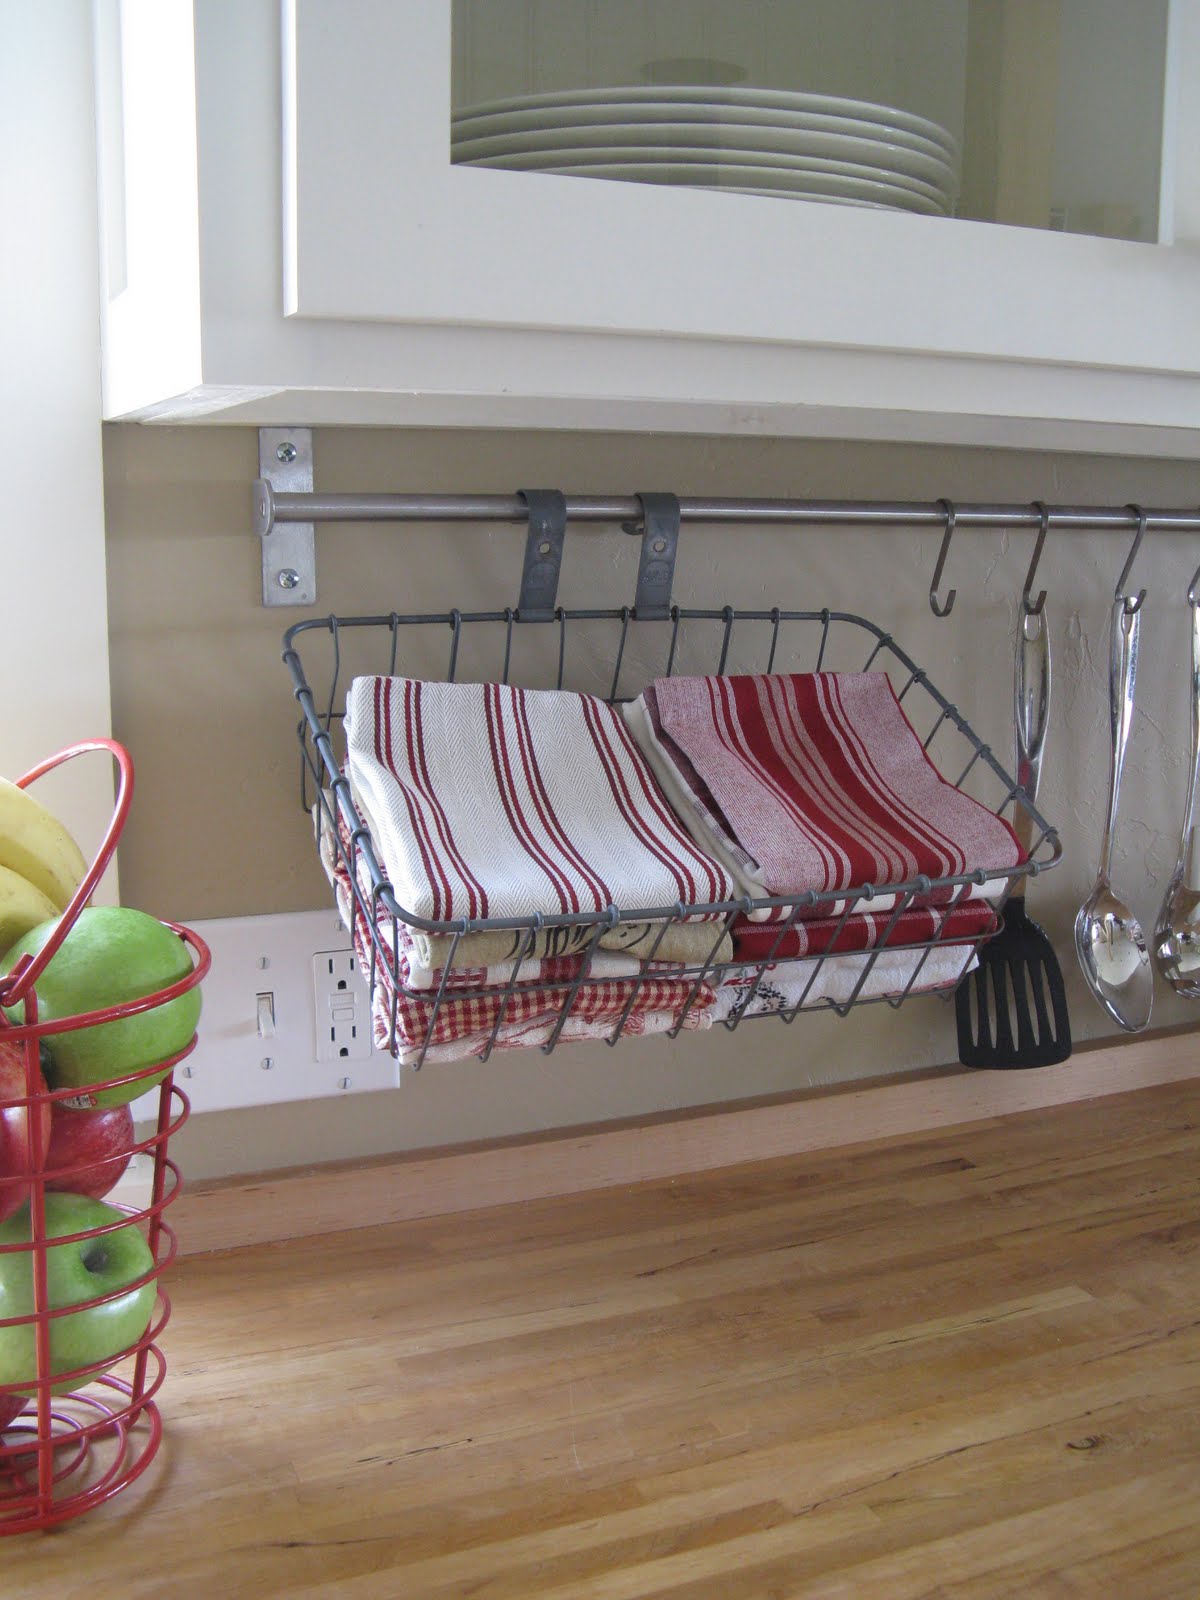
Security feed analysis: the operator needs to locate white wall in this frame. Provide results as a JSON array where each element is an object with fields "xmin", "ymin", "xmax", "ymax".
[{"xmin": 0, "ymin": 3, "xmax": 116, "ymax": 884}]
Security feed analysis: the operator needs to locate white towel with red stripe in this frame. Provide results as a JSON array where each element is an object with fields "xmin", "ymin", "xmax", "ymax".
[
  {"xmin": 344, "ymin": 677, "xmax": 737, "ymax": 926},
  {"xmin": 625, "ymin": 672, "xmax": 1021, "ymax": 921}
]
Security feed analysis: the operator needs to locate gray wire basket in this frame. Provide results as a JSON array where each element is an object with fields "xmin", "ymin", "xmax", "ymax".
[{"xmin": 282, "ymin": 602, "xmax": 1061, "ymax": 1066}]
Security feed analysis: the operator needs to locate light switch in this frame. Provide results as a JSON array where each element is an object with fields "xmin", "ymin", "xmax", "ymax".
[{"xmin": 256, "ymin": 991, "xmax": 276, "ymax": 1038}]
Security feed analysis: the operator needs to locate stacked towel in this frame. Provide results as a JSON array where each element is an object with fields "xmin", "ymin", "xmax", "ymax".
[
  {"xmin": 729, "ymin": 900, "xmax": 997, "ymax": 962},
  {"xmin": 318, "ymin": 669, "xmax": 1013, "ymax": 1061},
  {"xmin": 345, "ymin": 676, "xmax": 736, "ymax": 923},
  {"xmin": 624, "ymin": 672, "xmax": 1021, "ymax": 922},
  {"xmin": 318, "ymin": 808, "xmax": 715, "ymax": 1064},
  {"xmin": 714, "ymin": 942, "xmax": 977, "ymax": 1022},
  {"xmin": 334, "ymin": 675, "xmax": 740, "ymax": 1062}
]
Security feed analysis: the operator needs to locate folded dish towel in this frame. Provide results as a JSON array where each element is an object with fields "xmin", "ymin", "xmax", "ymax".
[
  {"xmin": 377, "ymin": 1004, "xmax": 709, "ymax": 1068},
  {"xmin": 315, "ymin": 794, "xmax": 735, "ymax": 977},
  {"xmin": 730, "ymin": 900, "xmax": 996, "ymax": 962},
  {"xmin": 625, "ymin": 672, "xmax": 1021, "ymax": 921},
  {"xmin": 409, "ymin": 917, "xmax": 733, "ymax": 978},
  {"xmin": 714, "ymin": 942, "xmax": 976, "ymax": 1021},
  {"xmin": 345, "ymin": 677, "xmax": 736, "ymax": 925},
  {"xmin": 349, "ymin": 900, "xmax": 716, "ymax": 1062},
  {"xmin": 318, "ymin": 801, "xmax": 717, "ymax": 1060}
]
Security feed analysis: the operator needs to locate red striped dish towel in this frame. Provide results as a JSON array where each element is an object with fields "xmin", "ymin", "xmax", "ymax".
[
  {"xmin": 345, "ymin": 677, "xmax": 736, "ymax": 924},
  {"xmin": 731, "ymin": 900, "xmax": 997, "ymax": 961},
  {"xmin": 625, "ymin": 673, "xmax": 1021, "ymax": 921}
]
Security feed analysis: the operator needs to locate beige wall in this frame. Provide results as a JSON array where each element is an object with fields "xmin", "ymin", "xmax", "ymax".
[{"xmin": 103, "ymin": 423, "xmax": 1200, "ymax": 1180}]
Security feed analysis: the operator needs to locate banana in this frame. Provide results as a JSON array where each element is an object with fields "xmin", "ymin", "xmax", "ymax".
[
  {"xmin": 0, "ymin": 779, "xmax": 87, "ymax": 913},
  {"xmin": 0, "ymin": 863, "xmax": 57, "ymax": 955}
]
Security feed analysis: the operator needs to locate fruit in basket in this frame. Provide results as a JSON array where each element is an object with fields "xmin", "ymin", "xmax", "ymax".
[
  {"xmin": 0, "ymin": 1391, "xmax": 25, "ymax": 1431},
  {"xmin": 0, "ymin": 779, "xmax": 87, "ymax": 912},
  {"xmin": 0, "ymin": 907, "xmax": 201, "ymax": 1109},
  {"xmin": 0, "ymin": 1036, "xmax": 51, "ymax": 1225},
  {"xmin": 0, "ymin": 1192, "xmax": 156, "ymax": 1395},
  {"xmin": 44, "ymin": 1103, "xmax": 136, "ymax": 1201},
  {"xmin": 0, "ymin": 864, "xmax": 59, "ymax": 957}
]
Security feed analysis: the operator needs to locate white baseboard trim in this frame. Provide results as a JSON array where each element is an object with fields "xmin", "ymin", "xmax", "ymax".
[{"xmin": 170, "ymin": 1024, "xmax": 1200, "ymax": 1256}]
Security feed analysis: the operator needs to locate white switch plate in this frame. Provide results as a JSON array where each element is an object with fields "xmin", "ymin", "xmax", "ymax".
[{"xmin": 133, "ymin": 910, "xmax": 399, "ymax": 1117}]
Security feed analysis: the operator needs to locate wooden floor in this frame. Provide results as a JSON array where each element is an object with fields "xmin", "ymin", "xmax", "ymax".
[{"xmin": 6, "ymin": 1077, "xmax": 1200, "ymax": 1598}]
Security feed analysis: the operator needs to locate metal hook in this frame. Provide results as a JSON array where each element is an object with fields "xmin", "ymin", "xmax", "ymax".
[
  {"xmin": 929, "ymin": 498, "xmax": 957, "ymax": 617},
  {"xmin": 1115, "ymin": 504, "xmax": 1148, "ymax": 614},
  {"xmin": 1022, "ymin": 501, "xmax": 1050, "ymax": 617},
  {"xmin": 1187, "ymin": 524, "xmax": 1200, "ymax": 607}
]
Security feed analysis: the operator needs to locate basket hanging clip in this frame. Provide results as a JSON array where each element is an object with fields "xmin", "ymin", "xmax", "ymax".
[
  {"xmin": 516, "ymin": 489, "xmax": 568, "ymax": 620},
  {"xmin": 624, "ymin": 492, "xmax": 681, "ymax": 620}
]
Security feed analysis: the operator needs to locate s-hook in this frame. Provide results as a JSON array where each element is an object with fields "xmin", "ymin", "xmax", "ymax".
[
  {"xmin": 1022, "ymin": 502, "xmax": 1050, "ymax": 616},
  {"xmin": 1115, "ymin": 504, "xmax": 1148, "ymax": 615},
  {"xmin": 1188, "ymin": 543, "xmax": 1200, "ymax": 607},
  {"xmin": 1019, "ymin": 501, "xmax": 1050, "ymax": 642},
  {"xmin": 929, "ymin": 498, "xmax": 957, "ymax": 617}
]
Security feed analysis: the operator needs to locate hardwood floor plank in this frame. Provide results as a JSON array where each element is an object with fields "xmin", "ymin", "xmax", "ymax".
[{"xmin": 4, "ymin": 1079, "xmax": 1199, "ymax": 1598}]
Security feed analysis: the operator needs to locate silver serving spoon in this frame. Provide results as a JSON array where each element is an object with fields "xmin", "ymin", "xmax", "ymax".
[
  {"xmin": 1074, "ymin": 596, "xmax": 1153, "ymax": 1031},
  {"xmin": 1153, "ymin": 586, "xmax": 1200, "ymax": 994}
]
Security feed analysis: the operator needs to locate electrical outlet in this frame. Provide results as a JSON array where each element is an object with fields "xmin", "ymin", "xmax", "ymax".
[
  {"xmin": 133, "ymin": 910, "xmax": 400, "ymax": 1117},
  {"xmin": 313, "ymin": 948, "xmax": 372, "ymax": 1062}
]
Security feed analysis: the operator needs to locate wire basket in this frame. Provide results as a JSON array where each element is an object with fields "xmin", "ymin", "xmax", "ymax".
[
  {"xmin": 0, "ymin": 741, "xmax": 209, "ymax": 1534},
  {"xmin": 283, "ymin": 604, "xmax": 1061, "ymax": 1068}
]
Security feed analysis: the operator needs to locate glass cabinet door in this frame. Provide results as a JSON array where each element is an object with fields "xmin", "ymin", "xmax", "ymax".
[{"xmin": 451, "ymin": 0, "xmax": 1170, "ymax": 244}]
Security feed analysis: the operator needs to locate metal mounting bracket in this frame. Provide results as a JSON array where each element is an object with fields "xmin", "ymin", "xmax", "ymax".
[
  {"xmin": 255, "ymin": 428, "xmax": 315, "ymax": 607},
  {"xmin": 628, "ymin": 492, "xmax": 681, "ymax": 620},
  {"xmin": 516, "ymin": 489, "xmax": 567, "ymax": 619}
]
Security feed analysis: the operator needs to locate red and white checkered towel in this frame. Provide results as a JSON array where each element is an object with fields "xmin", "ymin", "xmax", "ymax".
[
  {"xmin": 345, "ymin": 677, "xmax": 736, "ymax": 924},
  {"xmin": 625, "ymin": 673, "xmax": 1021, "ymax": 921}
]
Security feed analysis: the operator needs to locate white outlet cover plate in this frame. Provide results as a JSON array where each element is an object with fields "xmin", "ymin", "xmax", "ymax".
[{"xmin": 135, "ymin": 909, "xmax": 399, "ymax": 1118}]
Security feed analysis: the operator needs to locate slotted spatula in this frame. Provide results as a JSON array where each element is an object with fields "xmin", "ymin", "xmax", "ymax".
[{"xmin": 955, "ymin": 609, "xmax": 1072, "ymax": 1068}]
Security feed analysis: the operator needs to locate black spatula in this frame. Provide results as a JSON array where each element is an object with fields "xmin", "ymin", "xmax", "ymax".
[{"xmin": 956, "ymin": 609, "xmax": 1071, "ymax": 1068}]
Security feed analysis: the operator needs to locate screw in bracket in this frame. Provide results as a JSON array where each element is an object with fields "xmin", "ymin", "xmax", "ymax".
[
  {"xmin": 260, "ymin": 1057, "xmax": 274, "ymax": 1071},
  {"xmin": 277, "ymin": 568, "xmax": 300, "ymax": 590},
  {"xmin": 276, "ymin": 441, "xmax": 298, "ymax": 463},
  {"xmin": 338, "ymin": 1077, "xmax": 353, "ymax": 1091}
]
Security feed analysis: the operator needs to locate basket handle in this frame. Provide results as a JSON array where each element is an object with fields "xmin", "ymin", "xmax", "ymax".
[{"xmin": 0, "ymin": 739, "xmax": 135, "ymax": 1011}]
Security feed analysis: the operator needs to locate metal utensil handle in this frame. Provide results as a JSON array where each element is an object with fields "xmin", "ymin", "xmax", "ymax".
[
  {"xmin": 1013, "ymin": 609, "xmax": 1051, "ymax": 859},
  {"xmin": 1171, "ymin": 599, "xmax": 1200, "ymax": 888},
  {"xmin": 1099, "ymin": 595, "xmax": 1140, "ymax": 882}
]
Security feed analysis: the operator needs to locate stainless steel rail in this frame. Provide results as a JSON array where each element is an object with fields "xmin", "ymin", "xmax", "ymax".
[{"xmin": 253, "ymin": 485, "xmax": 1200, "ymax": 536}]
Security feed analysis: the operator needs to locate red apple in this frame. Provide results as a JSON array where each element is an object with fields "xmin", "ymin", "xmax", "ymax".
[
  {"xmin": 0, "ymin": 1036, "xmax": 50, "ymax": 1224},
  {"xmin": 0, "ymin": 1391, "xmax": 24, "ymax": 1431},
  {"xmin": 44, "ymin": 1103, "xmax": 135, "ymax": 1202}
]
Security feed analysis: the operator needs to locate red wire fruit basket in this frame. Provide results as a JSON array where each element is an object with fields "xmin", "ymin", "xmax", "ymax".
[{"xmin": 0, "ymin": 740, "xmax": 208, "ymax": 1534}]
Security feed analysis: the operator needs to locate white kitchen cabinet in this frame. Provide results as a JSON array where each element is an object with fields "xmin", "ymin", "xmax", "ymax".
[{"xmin": 96, "ymin": 0, "xmax": 1200, "ymax": 456}]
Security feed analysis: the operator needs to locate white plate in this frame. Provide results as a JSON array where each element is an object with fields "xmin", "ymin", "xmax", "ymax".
[
  {"xmin": 453, "ymin": 84, "xmax": 959, "ymax": 159},
  {"xmin": 452, "ymin": 102, "xmax": 958, "ymax": 173},
  {"xmin": 517, "ymin": 160, "xmax": 947, "ymax": 216},
  {"xmin": 452, "ymin": 104, "xmax": 959, "ymax": 171},
  {"xmin": 452, "ymin": 121, "xmax": 957, "ymax": 194},
  {"xmin": 455, "ymin": 144, "xmax": 950, "ymax": 209}
]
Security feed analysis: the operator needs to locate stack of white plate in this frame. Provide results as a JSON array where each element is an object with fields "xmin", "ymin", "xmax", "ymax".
[{"xmin": 451, "ymin": 86, "xmax": 959, "ymax": 216}]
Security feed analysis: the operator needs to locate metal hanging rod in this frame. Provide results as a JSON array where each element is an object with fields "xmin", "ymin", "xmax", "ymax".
[
  {"xmin": 253, "ymin": 485, "xmax": 1200, "ymax": 537},
  {"xmin": 252, "ymin": 429, "xmax": 1200, "ymax": 608}
]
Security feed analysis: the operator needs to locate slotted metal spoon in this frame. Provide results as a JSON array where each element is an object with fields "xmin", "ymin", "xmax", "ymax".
[{"xmin": 956, "ymin": 607, "xmax": 1071, "ymax": 1067}]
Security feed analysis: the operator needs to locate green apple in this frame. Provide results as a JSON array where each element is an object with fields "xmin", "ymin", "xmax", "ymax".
[
  {"xmin": 0, "ymin": 1191, "xmax": 157, "ymax": 1395},
  {"xmin": 1, "ymin": 906, "xmax": 201, "ymax": 1108}
]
